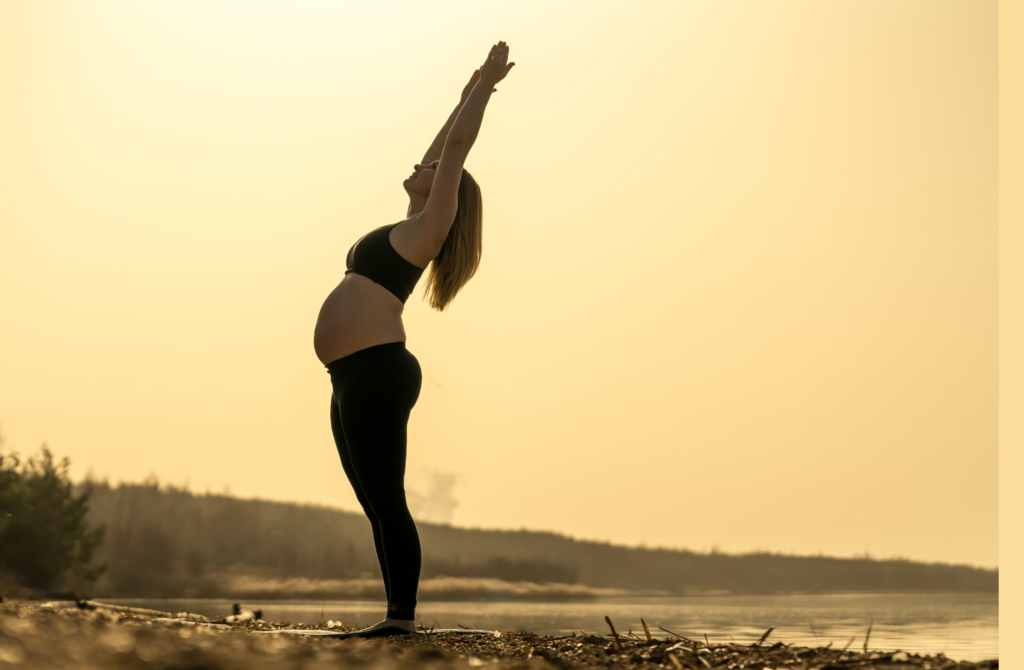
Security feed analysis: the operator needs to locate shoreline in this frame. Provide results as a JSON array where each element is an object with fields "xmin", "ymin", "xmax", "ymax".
[
  {"xmin": 0, "ymin": 601, "xmax": 998, "ymax": 669},
  {"xmin": 86, "ymin": 587, "xmax": 1000, "ymax": 602}
]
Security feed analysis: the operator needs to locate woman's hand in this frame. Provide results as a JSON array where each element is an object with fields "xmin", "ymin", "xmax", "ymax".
[
  {"xmin": 479, "ymin": 41, "xmax": 514, "ymax": 87},
  {"xmin": 460, "ymin": 69, "xmax": 482, "ymax": 105},
  {"xmin": 460, "ymin": 68, "xmax": 499, "ymax": 106}
]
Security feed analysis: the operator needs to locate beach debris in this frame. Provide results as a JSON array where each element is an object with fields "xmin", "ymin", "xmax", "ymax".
[
  {"xmin": 640, "ymin": 617, "xmax": 652, "ymax": 641},
  {"xmin": 226, "ymin": 604, "xmax": 262, "ymax": 623},
  {"xmin": 604, "ymin": 615, "xmax": 623, "ymax": 650},
  {"xmin": 0, "ymin": 603, "xmax": 997, "ymax": 669},
  {"xmin": 658, "ymin": 625, "xmax": 690, "ymax": 641}
]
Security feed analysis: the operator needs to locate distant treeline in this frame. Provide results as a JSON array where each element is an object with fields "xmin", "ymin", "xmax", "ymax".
[{"xmin": 82, "ymin": 482, "xmax": 997, "ymax": 599}]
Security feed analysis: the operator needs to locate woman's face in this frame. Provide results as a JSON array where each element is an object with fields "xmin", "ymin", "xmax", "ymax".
[{"xmin": 404, "ymin": 161, "xmax": 438, "ymax": 196}]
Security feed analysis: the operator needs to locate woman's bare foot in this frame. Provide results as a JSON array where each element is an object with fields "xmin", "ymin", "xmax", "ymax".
[
  {"xmin": 384, "ymin": 617, "xmax": 416, "ymax": 632},
  {"xmin": 352, "ymin": 618, "xmax": 416, "ymax": 635}
]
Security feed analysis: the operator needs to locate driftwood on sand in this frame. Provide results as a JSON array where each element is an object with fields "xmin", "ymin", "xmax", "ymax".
[{"xmin": 0, "ymin": 602, "xmax": 997, "ymax": 669}]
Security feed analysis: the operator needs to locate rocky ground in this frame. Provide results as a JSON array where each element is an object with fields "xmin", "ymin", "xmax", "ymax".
[{"xmin": 0, "ymin": 602, "xmax": 998, "ymax": 669}]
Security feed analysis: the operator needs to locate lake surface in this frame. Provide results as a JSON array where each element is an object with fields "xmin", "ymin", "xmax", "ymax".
[{"xmin": 109, "ymin": 593, "xmax": 998, "ymax": 662}]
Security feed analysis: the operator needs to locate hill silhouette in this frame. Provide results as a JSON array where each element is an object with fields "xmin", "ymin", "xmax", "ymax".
[{"xmin": 81, "ymin": 481, "xmax": 996, "ymax": 600}]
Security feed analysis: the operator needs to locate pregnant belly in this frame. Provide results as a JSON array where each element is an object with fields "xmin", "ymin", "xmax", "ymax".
[{"xmin": 314, "ymin": 274, "xmax": 407, "ymax": 365}]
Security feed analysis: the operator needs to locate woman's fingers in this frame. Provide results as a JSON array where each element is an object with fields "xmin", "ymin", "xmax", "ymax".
[
  {"xmin": 480, "ymin": 41, "xmax": 512, "ymax": 84},
  {"xmin": 487, "ymin": 41, "xmax": 507, "ymax": 61},
  {"xmin": 460, "ymin": 69, "xmax": 482, "ymax": 103}
]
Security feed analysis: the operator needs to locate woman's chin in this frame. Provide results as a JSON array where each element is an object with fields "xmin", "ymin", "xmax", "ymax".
[{"xmin": 404, "ymin": 183, "xmax": 427, "ymax": 197}]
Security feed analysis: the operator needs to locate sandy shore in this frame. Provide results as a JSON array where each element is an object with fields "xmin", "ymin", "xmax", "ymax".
[{"xmin": 0, "ymin": 602, "xmax": 997, "ymax": 669}]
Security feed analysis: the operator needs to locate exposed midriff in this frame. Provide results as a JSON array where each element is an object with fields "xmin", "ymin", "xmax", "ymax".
[{"xmin": 313, "ymin": 272, "xmax": 407, "ymax": 365}]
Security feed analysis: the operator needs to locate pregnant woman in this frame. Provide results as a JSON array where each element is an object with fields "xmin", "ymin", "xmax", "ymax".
[{"xmin": 313, "ymin": 42, "xmax": 514, "ymax": 636}]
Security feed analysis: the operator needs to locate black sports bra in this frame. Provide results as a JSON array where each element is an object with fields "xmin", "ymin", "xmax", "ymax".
[{"xmin": 345, "ymin": 223, "xmax": 425, "ymax": 304}]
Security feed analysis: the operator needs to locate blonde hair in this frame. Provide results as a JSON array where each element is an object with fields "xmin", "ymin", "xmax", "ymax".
[{"xmin": 422, "ymin": 168, "xmax": 483, "ymax": 311}]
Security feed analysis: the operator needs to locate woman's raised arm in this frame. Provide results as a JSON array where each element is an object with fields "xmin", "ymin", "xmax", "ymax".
[
  {"xmin": 444, "ymin": 43, "xmax": 513, "ymax": 149},
  {"xmin": 418, "ymin": 70, "xmax": 486, "ymax": 167},
  {"xmin": 416, "ymin": 42, "xmax": 514, "ymax": 241}
]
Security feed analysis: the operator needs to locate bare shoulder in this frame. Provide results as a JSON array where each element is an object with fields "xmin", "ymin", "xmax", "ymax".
[{"xmin": 390, "ymin": 214, "xmax": 443, "ymax": 269}]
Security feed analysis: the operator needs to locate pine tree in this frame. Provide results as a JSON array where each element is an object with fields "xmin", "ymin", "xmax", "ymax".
[{"xmin": 0, "ymin": 441, "xmax": 106, "ymax": 594}]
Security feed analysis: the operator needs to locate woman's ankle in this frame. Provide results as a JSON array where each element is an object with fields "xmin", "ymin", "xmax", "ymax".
[{"xmin": 386, "ymin": 604, "xmax": 415, "ymax": 622}]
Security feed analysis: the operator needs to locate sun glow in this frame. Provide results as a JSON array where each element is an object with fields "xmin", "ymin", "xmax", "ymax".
[{"xmin": 0, "ymin": 0, "xmax": 997, "ymax": 568}]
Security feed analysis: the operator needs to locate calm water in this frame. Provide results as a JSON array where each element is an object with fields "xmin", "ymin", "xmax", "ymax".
[{"xmin": 109, "ymin": 593, "xmax": 998, "ymax": 662}]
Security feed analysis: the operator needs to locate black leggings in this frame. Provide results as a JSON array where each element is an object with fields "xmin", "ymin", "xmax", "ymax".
[{"xmin": 326, "ymin": 341, "xmax": 422, "ymax": 620}]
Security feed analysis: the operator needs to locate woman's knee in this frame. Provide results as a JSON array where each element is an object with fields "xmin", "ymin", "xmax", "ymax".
[{"xmin": 367, "ymin": 494, "xmax": 415, "ymax": 526}]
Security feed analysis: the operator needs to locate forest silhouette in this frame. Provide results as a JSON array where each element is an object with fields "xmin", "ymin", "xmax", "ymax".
[{"xmin": 78, "ymin": 480, "xmax": 996, "ymax": 600}]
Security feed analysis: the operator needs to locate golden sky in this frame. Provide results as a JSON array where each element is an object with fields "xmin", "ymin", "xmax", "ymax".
[{"xmin": 0, "ymin": 0, "xmax": 998, "ymax": 568}]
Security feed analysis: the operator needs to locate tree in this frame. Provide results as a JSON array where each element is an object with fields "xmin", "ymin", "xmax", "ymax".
[{"xmin": 0, "ymin": 440, "xmax": 106, "ymax": 594}]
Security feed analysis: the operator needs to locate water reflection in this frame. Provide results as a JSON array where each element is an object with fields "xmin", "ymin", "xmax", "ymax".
[{"xmin": 108, "ymin": 593, "xmax": 997, "ymax": 662}]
